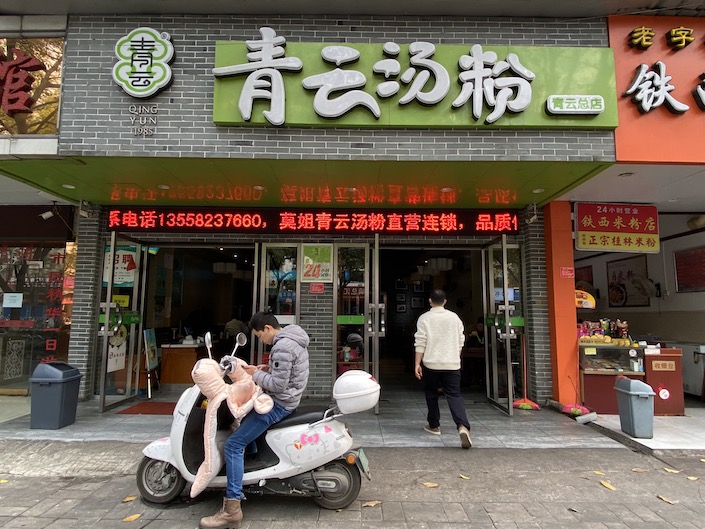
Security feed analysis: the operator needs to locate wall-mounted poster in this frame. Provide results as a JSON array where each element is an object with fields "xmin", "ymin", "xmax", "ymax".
[
  {"xmin": 302, "ymin": 244, "xmax": 333, "ymax": 283},
  {"xmin": 674, "ymin": 246, "xmax": 705, "ymax": 293},
  {"xmin": 606, "ymin": 255, "xmax": 650, "ymax": 308}
]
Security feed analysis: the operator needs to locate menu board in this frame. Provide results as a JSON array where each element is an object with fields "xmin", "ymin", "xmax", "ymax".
[{"xmin": 674, "ymin": 246, "xmax": 705, "ymax": 293}]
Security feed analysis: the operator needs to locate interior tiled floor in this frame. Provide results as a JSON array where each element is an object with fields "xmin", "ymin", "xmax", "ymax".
[{"xmin": 2, "ymin": 379, "xmax": 703, "ymax": 451}]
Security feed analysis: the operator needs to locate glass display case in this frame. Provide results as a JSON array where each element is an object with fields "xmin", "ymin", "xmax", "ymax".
[
  {"xmin": 580, "ymin": 345, "xmax": 645, "ymax": 374},
  {"xmin": 579, "ymin": 345, "xmax": 646, "ymax": 414}
]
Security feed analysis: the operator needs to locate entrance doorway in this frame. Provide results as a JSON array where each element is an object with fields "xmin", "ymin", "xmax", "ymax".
[
  {"xmin": 98, "ymin": 237, "xmax": 256, "ymax": 411},
  {"xmin": 99, "ymin": 236, "xmax": 524, "ymax": 415},
  {"xmin": 375, "ymin": 248, "xmax": 484, "ymax": 387}
]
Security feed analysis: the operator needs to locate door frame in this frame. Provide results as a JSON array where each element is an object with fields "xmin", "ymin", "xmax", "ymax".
[
  {"xmin": 98, "ymin": 231, "xmax": 148, "ymax": 412},
  {"xmin": 482, "ymin": 234, "xmax": 523, "ymax": 415}
]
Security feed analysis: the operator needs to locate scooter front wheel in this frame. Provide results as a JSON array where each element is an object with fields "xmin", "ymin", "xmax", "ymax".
[
  {"xmin": 136, "ymin": 456, "xmax": 186, "ymax": 504},
  {"xmin": 313, "ymin": 461, "xmax": 362, "ymax": 510}
]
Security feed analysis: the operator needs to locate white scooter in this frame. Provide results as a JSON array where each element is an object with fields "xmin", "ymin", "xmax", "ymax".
[{"xmin": 136, "ymin": 331, "xmax": 380, "ymax": 510}]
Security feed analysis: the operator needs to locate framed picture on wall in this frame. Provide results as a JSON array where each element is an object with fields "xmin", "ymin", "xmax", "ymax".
[
  {"xmin": 396, "ymin": 304, "xmax": 406, "ymax": 313},
  {"xmin": 395, "ymin": 279, "xmax": 407, "ymax": 290},
  {"xmin": 396, "ymin": 293, "xmax": 406, "ymax": 302},
  {"xmin": 606, "ymin": 255, "xmax": 650, "ymax": 308},
  {"xmin": 413, "ymin": 282, "xmax": 425, "ymax": 293},
  {"xmin": 411, "ymin": 297, "xmax": 424, "ymax": 308}
]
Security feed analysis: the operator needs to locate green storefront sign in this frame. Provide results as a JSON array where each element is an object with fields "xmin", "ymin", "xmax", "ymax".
[{"xmin": 213, "ymin": 29, "xmax": 617, "ymax": 129}]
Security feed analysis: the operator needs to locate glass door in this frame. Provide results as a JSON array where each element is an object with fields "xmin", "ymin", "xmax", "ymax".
[
  {"xmin": 482, "ymin": 235, "xmax": 524, "ymax": 415},
  {"xmin": 333, "ymin": 244, "xmax": 369, "ymax": 378},
  {"xmin": 98, "ymin": 232, "xmax": 149, "ymax": 412},
  {"xmin": 333, "ymin": 237, "xmax": 383, "ymax": 414},
  {"xmin": 255, "ymin": 243, "xmax": 299, "ymax": 364}
]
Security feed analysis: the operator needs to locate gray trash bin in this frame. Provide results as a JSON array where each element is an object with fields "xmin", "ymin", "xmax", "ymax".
[
  {"xmin": 30, "ymin": 362, "xmax": 82, "ymax": 429},
  {"xmin": 613, "ymin": 376, "xmax": 655, "ymax": 439}
]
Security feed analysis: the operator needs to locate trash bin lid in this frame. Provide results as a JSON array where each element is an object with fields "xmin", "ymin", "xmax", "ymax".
[
  {"xmin": 613, "ymin": 376, "xmax": 655, "ymax": 396},
  {"xmin": 29, "ymin": 362, "xmax": 82, "ymax": 383}
]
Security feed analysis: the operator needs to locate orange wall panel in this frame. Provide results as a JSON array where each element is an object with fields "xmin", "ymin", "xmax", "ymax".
[
  {"xmin": 609, "ymin": 15, "xmax": 705, "ymax": 163},
  {"xmin": 545, "ymin": 202, "xmax": 579, "ymax": 405}
]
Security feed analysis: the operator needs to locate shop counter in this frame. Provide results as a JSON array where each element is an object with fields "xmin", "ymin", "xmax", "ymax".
[
  {"xmin": 160, "ymin": 344, "xmax": 207, "ymax": 384},
  {"xmin": 644, "ymin": 348, "xmax": 684, "ymax": 416}
]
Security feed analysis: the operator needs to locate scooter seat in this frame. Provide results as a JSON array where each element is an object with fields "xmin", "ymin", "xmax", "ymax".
[{"xmin": 269, "ymin": 406, "xmax": 327, "ymax": 430}]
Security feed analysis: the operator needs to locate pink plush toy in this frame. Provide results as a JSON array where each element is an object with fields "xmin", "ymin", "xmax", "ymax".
[{"xmin": 189, "ymin": 357, "xmax": 273, "ymax": 497}]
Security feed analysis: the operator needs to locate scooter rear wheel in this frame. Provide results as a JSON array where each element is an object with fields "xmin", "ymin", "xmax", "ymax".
[
  {"xmin": 136, "ymin": 456, "xmax": 186, "ymax": 504},
  {"xmin": 313, "ymin": 461, "xmax": 362, "ymax": 510}
]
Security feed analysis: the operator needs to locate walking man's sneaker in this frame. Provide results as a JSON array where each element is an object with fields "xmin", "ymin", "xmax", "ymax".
[
  {"xmin": 458, "ymin": 425, "xmax": 472, "ymax": 449},
  {"xmin": 424, "ymin": 424, "xmax": 441, "ymax": 435}
]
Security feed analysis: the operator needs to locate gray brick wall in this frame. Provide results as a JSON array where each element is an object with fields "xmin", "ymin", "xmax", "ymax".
[
  {"xmin": 59, "ymin": 15, "xmax": 613, "ymax": 163},
  {"xmin": 520, "ymin": 209, "xmax": 552, "ymax": 405},
  {"xmin": 61, "ymin": 14, "xmax": 614, "ymax": 402},
  {"xmin": 68, "ymin": 203, "xmax": 106, "ymax": 400}
]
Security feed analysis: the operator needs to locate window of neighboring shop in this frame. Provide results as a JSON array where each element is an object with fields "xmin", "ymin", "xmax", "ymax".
[
  {"xmin": 0, "ymin": 242, "xmax": 75, "ymax": 390},
  {"xmin": 0, "ymin": 37, "xmax": 63, "ymax": 135}
]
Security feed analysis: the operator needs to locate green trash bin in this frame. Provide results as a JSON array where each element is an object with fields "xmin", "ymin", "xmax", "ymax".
[
  {"xmin": 30, "ymin": 362, "xmax": 82, "ymax": 429},
  {"xmin": 613, "ymin": 376, "xmax": 655, "ymax": 439}
]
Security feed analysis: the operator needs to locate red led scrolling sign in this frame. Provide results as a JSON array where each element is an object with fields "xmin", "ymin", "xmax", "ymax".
[
  {"xmin": 574, "ymin": 202, "xmax": 659, "ymax": 253},
  {"xmin": 107, "ymin": 207, "xmax": 519, "ymax": 235}
]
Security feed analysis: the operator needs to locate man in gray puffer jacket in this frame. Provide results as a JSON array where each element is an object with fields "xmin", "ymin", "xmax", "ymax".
[{"xmin": 199, "ymin": 311, "xmax": 309, "ymax": 529}]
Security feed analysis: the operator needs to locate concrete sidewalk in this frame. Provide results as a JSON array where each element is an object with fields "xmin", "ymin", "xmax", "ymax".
[
  {"xmin": 1, "ymin": 440, "xmax": 705, "ymax": 529},
  {"xmin": 2, "ymin": 385, "xmax": 705, "ymax": 528}
]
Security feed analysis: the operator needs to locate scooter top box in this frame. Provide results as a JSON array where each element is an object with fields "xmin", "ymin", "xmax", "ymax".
[{"xmin": 333, "ymin": 370, "xmax": 380, "ymax": 414}]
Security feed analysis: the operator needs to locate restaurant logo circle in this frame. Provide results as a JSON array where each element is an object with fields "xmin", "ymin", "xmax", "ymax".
[{"xmin": 113, "ymin": 27, "xmax": 174, "ymax": 98}]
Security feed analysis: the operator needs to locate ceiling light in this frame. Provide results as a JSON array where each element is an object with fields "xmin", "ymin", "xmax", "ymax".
[
  {"xmin": 254, "ymin": 185, "xmax": 265, "ymax": 191},
  {"xmin": 618, "ymin": 172, "xmax": 634, "ymax": 177},
  {"xmin": 532, "ymin": 188, "xmax": 544, "ymax": 194},
  {"xmin": 218, "ymin": 247, "xmax": 224, "ymax": 251},
  {"xmin": 157, "ymin": 184, "xmax": 170, "ymax": 190},
  {"xmin": 441, "ymin": 187, "xmax": 453, "ymax": 193},
  {"xmin": 61, "ymin": 184, "xmax": 76, "ymax": 190},
  {"xmin": 667, "ymin": 198, "xmax": 680, "ymax": 203}
]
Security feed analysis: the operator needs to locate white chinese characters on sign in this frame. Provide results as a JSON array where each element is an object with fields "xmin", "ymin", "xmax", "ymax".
[
  {"xmin": 214, "ymin": 28, "xmax": 545, "ymax": 124},
  {"xmin": 302, "ymin": 46, "xmax": 381, "ymax": 118},
  {"xmin": 623, "ymin": 24, "xmax": 705, "ymax": 113},
  {"xmin": 212, "ymin": 27, "xmax": 303, "ymax": 126},
  {"xmin": 452, "ymin": 44, "xmax": 535, "ymax": 124},
  {"xmin": 546, "ymin": 95, "xmax": 605, "ymax": 115},
  {"xmin": 624, "ymin": 61, "xmax": 689, "ymax": 114}
]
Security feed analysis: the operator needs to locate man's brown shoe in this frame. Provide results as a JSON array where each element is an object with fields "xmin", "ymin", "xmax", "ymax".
[
  {"xmin": 199, "ymin": 498, "xmax": 243, "ymax": 529},
  {"xmin": 424, "ymin": 424, "xmax": 441, "ymax": 435}
]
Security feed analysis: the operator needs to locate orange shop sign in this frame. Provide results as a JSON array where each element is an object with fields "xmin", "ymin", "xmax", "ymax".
[
  {"xmin": 574, "ymin": 203, "xmax": 659, "ymax": 253},
  {"xmin": 608, "ymin": 15, "xmax": 705, "ymax": 163}
]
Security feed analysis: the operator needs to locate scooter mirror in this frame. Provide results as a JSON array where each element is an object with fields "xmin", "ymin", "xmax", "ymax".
[
  {"xmin": 204, "ymin": 331, "xmax": 213, "ymax": 359},
  {"xmin": 235, "ymin": 332, "xmax": 247, "ymax": 348}
]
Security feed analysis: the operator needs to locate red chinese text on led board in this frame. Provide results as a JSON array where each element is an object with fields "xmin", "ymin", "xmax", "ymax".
[{"xmin": 107, "ymin": 207, "xmax": 519, "ymax": 235}]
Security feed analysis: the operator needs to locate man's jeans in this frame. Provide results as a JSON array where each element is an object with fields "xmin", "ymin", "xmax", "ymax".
[{"xmin": 224, "ymin": 402, "xmax": 291, "ymax": 499}]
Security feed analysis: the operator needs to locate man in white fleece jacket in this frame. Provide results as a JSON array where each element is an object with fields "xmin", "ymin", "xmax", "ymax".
[{"xmin": 414, "ymin": 289, "xmax": 472, "ymax": 449}]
